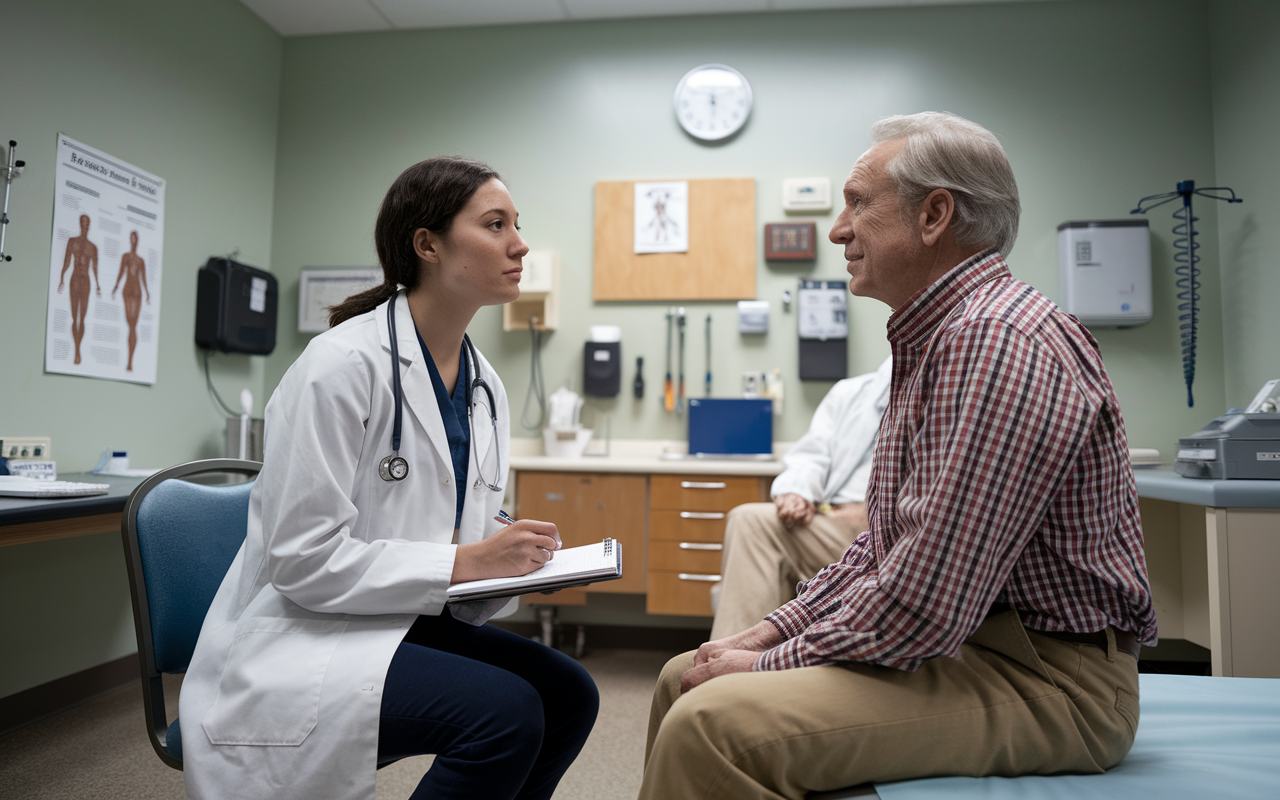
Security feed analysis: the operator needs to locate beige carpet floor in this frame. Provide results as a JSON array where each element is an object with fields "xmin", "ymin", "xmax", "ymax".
[{"xmin": 0, "ymin": 647, "xmax": 675, "ymax": 800}]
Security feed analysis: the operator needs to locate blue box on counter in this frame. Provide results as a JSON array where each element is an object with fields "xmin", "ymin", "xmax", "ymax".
[{"xmin": 687, "ymin": 398, "xmax": 774, "ymax": 458}]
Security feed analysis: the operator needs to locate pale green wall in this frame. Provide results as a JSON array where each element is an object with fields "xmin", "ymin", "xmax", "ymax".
[
  {"xmin": 5, "ymin": 0, "xmax": 1279, "ymax": 698},
  {"xmin": 0, "ymin": 0, "xmax": 281, "ymax": 697},
  {"xmin": 264, "ymin": 0, "xmax": 1228, "ymax": 454},
  {"xmin": 1211, "ymin": 0, "xmax": 1280, "ymax": 408}
]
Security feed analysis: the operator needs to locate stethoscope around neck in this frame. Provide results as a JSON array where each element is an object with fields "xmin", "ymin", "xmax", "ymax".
[{"xmin": 379, "ymin": 298, "xmax": 502, "ymax": 491}]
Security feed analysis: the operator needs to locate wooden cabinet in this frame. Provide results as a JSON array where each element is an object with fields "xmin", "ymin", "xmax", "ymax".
[
  {"xmin": 512, "ymin": 469, "xmax": 768, "ymax": 617},
  {"xmin": 646, "ymin": 475, "xmax": 768, "ymax": 616},
  {"xmin": 515, "ymin": 472, "xmax": 646, "ymax": 595}
]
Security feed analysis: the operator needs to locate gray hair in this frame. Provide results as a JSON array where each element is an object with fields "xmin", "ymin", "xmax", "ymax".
[{"xmin": 870, "ymin": 112, "xmax": 1021, "ymax": 256}]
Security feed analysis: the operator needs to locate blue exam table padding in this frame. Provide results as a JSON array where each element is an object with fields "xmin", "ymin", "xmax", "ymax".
[{"xmin": 874, "ymin": 674, "xmax": 1280, "ymax": 800}]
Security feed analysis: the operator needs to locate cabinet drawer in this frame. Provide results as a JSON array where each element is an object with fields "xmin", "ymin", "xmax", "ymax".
[
  {"xmin": 648, "ymin": 539, "xmax": 723, "ymax": 573},
  {"xmin": 648, "ymin": 509, "xmax": 729, "ymax": 543},
  {"xmin": 650, "ymin": 475, "xmax": 762, "ymax": 512},
  {"xmin": 646, "ymin": 570, "xmax": 719, "ymax": 617}
]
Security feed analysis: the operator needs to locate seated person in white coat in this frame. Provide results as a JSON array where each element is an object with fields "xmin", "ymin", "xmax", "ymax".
[
  {"xmin": 180, "ymin": 157, "xmax": 598, "ymax": 800},
  {"xmin": 710, "ymin": 357, "xmax": 891, "ymax": 640}
]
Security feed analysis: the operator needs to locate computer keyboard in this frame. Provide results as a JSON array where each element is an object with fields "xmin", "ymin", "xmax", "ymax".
[{"xmin": 0, "ymin": 476, "xmax": 111, "ymax": 498}]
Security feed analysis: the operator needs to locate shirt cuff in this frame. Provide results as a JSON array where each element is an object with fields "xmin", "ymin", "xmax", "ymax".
[
  {"xmin": 764, "ymin": 597, "xmax": 818, "ymax": 640},
  {"xmin": 754, "ymin": 636, "xmax": 809, "ymax": 671}
]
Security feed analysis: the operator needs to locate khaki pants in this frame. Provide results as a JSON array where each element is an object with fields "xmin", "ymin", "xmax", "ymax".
[
  {"xmin": 641, "ymin": 610, "xmax": 1140, "ymax": 800},
  {"xmin": 710, "ymin": 503, "xmax": 865, "ymax": 641}
]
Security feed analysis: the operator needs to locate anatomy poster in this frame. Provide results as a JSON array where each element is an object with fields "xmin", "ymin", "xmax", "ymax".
[
  {"xmin": 634, "ymin": 180, "xmax": 688, "ymax": 254},
  {"xmin": 45, "ymin": 134, "xmax": 164, "ymax": 384}
]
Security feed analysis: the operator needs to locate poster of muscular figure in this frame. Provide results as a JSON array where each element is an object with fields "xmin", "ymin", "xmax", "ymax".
[{"xmin": 45, "ymin": 134, "xmax": 164, "ymax": 384}]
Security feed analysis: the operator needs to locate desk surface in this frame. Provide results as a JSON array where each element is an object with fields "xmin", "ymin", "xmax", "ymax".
[
  {"xmin": 1134, "ymin": 468, "xmax": 1280, "ymax": 509},
  {"xmin": 0, "ymin": 473, "xmax": 145, "ymax": 527}
]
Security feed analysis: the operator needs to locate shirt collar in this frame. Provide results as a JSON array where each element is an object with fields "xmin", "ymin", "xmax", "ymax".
[{"xmin": 886, "ymin": 248, "xmax": 1009, "ymax": 350}]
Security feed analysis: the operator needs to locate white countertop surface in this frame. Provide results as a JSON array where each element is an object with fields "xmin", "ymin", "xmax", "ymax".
[{"xmin": 509, "ymin": 438, "xmax": 788, "ymax": 477}]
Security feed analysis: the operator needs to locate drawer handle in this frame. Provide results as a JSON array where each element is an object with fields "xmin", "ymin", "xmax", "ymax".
[
  {"xmin": 679, "ymin": 542, "xmax": 723, "ymax": 551},
  {"xmin": 544, "ymin": 493, "xmax": 564, "ymax": 501},
  {"xmin": 677, "ymin": 573, "xmax": 722, "ymax": 582},
  {"xmin": 680, "ymin": 481, "xmax": 726, "ymax": 490},
  {"xmin": 679, "ymin": 511, "xmax": 725, "ymax": 520}
]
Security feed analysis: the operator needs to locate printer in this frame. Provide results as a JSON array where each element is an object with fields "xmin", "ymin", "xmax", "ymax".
[{"xmin": 1175, "ymin": 412, "xmax": 1280, "ymax": 480}]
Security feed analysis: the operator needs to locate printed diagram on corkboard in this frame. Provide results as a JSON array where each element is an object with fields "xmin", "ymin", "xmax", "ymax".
[
  {"xmin": 594, "ymin": 178, "xmax": 755, "ymax": 301},
  {"xmin": 634, "ymin": 181, "xmax": 689, "ymax": 254},
  {"xmin": 45, "ymin": 134, "xmax": 164, "ymax": 385}
]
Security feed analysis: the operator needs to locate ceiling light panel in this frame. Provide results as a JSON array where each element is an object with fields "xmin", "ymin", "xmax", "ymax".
[
  {"xmin": 562, "ymin": 0, "xmax": 768, "ymax": 20},
  {"xmin": 369, "ymin": 0, "xmax": 567, "ymax": 29},
  {"xmin": 239, "ymin": 0, "xmax": 393, "ymax": 36}
]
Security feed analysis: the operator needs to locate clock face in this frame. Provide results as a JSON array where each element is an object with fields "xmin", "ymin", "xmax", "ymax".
[{"xmin": 673, "ymin": 64, "xmax": 752, "ymax": 142}]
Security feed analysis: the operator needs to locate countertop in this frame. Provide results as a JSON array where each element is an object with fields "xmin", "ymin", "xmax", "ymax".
[
  {"xmin": 509, "ymin": 438, "xmax": 788, "ymax": 477},
  {"xmin": 0, "ymin": 473, "xmax": 146, "ymax": 526},
  {"xmin": 1133, "ymin": 468, "xmax": 1280, "ymax": 509}
]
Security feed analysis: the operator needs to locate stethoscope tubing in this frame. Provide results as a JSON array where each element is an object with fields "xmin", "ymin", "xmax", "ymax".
[{"xmin": 383, "ymin": 297, "xmax": 502, "ymax": 490}]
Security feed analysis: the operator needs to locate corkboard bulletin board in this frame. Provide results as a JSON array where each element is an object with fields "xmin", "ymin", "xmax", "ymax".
[{"xmin": 592, "ymin": 178, "xmax": 756, "ymax": 301}]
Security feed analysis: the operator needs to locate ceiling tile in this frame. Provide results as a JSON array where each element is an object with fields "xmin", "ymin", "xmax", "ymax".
[
  {"xmin": 239, "ymin": 0, "xmax": 392, "ymax": 36},
  {"xmin": 370, "ymin": 0, "xmax": 567, "ymax": 29}
]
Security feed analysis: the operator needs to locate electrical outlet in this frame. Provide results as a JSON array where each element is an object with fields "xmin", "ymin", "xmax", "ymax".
[{"xmin": 0, "ymin": 436, "xmax": 53, "ymax": 460}]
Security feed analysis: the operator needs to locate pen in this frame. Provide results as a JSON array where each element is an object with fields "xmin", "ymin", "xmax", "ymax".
[{"xmin": 496, "ymin": 509, "xmax": 560, "ymax": 554}]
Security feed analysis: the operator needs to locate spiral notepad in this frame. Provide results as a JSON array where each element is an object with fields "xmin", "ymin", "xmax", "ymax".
[{"xmin": 447, "ymin": 538, "xmax": 621, "ymax": 603}]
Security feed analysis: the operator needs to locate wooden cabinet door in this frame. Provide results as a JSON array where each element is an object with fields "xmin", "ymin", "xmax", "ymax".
[{"xmin": 515, "ymin": 471, "xmax": 647, "ymax": 595}]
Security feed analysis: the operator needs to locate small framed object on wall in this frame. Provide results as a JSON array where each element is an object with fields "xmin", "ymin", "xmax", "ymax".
[
  {"xmin": 764, "ymin": 222, "xmax": 817, "ymax": 261},
  {"xmin": 298, "ymin": 267, "xmax": 381, "ymax": 333}
]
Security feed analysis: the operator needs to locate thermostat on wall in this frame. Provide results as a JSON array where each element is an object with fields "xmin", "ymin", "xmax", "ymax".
[{"xmin": 782, "ymin": 177, "xmax": 832, "ymax": 212}]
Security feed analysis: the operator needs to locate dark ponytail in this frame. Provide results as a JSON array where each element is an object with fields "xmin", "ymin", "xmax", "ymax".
[{"xmin": 327, "ymin": 156, "xmax": 501, "ymax": 327}]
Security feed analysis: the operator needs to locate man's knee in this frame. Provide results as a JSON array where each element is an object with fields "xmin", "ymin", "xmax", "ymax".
[
  {"xmin": 655, "ymin": 672, "xmax": 764, "ymax": 758},
  {"xmin": 724, "ymin": 502, "xmax": 786, "ymax": 545}
]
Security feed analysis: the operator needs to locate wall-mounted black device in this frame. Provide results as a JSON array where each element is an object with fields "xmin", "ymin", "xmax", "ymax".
[
  {"xmin": 195, "ymin": 257, "xmax": 278, "ymax": 355},
  {"xmin": 584, "ymin": 341, "xmax": 621, "ymax": 397}
]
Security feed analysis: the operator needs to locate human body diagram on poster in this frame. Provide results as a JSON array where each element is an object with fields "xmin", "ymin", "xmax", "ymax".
[{"xmin": 45, "ymin": 134, "xmax": 164, "ymax": 385}]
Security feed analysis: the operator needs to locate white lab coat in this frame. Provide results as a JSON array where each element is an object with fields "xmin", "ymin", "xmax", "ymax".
[
  {"xmin": 770, "ymin": 357, "xmax": 892, "ymax": 505},
  {"xmin": 179, "ymin": 290, "xmax": 513, "ymax": 800}
]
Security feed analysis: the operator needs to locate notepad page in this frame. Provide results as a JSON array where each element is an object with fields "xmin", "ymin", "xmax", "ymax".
[{"xmin": 447, "ymin": 540, "xmax": 613, "ymax": 597}]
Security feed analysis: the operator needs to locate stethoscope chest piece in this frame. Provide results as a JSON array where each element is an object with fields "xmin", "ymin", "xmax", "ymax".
[{"xmin": 379, "ymin": 454, "xmax": 409, "ymax": 482}]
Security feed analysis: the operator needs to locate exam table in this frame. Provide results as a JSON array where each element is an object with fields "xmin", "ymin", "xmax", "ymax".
[{"xmin": 815, "ymin": 674, "xmax": 1280, "ymax": 799}]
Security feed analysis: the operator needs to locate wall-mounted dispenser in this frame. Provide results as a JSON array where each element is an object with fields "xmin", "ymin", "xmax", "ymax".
[
  {"xmin": 584, "ymin": 325, "xmax": 621, "ymax": 397},
  {"xmin": 1056, "ymin": 220, "xmax": 1151, "ymax": 327},
  {"xmin": 195, "ymin": 257, "xmax": 278, "ymax": 355},
  {"xmin": 504, "ymin": 249, "xmax": 559, "ymax": 331}
]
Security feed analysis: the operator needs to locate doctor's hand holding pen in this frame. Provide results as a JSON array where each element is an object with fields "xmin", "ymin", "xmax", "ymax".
[{"xmin": 449, "ymin": 510, "xmax": 561, "ymax": 584}]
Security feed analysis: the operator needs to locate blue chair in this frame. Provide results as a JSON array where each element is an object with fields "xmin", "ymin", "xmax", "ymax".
[{"xmin": 120, "ymin": 458, "xmax": 261, "ymax": 769}]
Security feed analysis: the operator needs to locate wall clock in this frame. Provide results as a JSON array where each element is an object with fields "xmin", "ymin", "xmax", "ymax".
[{"xmin": 673, "ymin": 64, "xmax": 752, "ymax": 142}]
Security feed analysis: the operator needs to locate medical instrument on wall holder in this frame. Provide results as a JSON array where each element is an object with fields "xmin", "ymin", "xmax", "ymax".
[
  {"xmin": 381, "ymin": 301, "xmax": 502, "ymax": 489},
  {"xmin": 633, "ymin": 356, "xmax": 645, "ymax": 399},
  {"xmin": 1131, "ymin": 180, "xmax": 1242, "ymax": 408},
  {"xmin": 663, "ymin": 308, "xmax": 675, "ymax": 412},
  {"xmin": 1, "ymin": 141, "xmax": 26, "ymax": 262},
  {"xmin": 704, "ymin": 313, "xmax": 712, "ymax": 396},
  {"xmin": 521, "ymin": 315, "xmax": 547, "ymax": 431},
  {"xmin": 676, "ymin": 308, "xmax": 687, "ymax": 415}
]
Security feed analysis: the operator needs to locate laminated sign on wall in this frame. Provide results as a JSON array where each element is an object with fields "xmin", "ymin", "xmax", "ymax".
[
  {"xmin": 797, "ymin": 279, "xmax": 848, "ymax": 381},
  {"xmin": 45, "ymin": 134, "xmax": 165, "ymax": 384}
]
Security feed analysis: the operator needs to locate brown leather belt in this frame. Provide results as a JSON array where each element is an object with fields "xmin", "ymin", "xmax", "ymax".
[{"xmin": 987, "ymin": 604, "xmax": 1141, "ymax": 660}]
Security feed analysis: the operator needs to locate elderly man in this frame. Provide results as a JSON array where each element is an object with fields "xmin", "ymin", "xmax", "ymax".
[
  {"xmin": 710, "ymin": 356, "xmax": 890, "ymax": 640},
  {"xmin": 638, "ymin": 112, "xmax": 1156, "ymax": 800}
]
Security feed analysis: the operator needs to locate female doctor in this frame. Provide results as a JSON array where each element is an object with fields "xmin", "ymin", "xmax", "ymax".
[{"xmin": 179, "ymin": 157, "xmax": 598, "ymax": 800}]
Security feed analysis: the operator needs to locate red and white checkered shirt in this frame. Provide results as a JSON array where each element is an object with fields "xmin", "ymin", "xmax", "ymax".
[{"xmin": 758, "ymin": 250, "xmax": 1157, "ymax": 672}]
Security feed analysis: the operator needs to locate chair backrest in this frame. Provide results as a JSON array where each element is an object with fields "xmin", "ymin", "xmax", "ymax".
[{"xmin": 121, "ymin": 458, "xmax": 260, "ymax": 769}]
